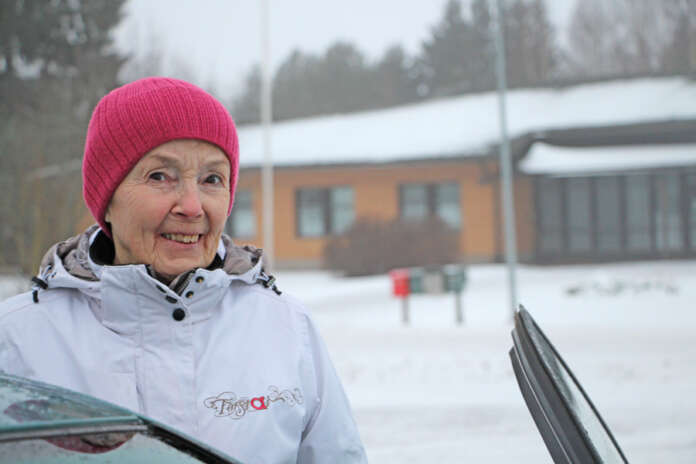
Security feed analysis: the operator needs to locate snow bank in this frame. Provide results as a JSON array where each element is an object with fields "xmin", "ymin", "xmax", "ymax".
[
  {"xmin": 277, "ymin": 260, "xmax": 696, "ymax": 463},
  {"xmin": 2, "ymin": 260, "xmax": 694, "ymax": 462}
]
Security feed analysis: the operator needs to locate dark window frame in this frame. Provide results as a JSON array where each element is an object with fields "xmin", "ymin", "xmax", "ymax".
[
  {"xmin": 534, "ymin": 167, "xmax": 696, "ymax": 262},
  {"xmin": 534, "ymin": 177, "xmax": 564, "ymax": 255},
  {"xmin": 565, "ymin": 177, "xmax": 593, "ymax": 255},
  {"xmin": 398, "ymin": 181, "xmax": 461, "ymax": 229},
  {"xmin": 685, "ymin": 173, "xmax": 696, "ymax": 250},
  {"xmin": 226, "ymin": 189, "xmax": 256, "ymax": 239},
  {"xmin": 295, "ymin": 186, "xmax": 354, "ymax": 238},
  {"xmin": 593, "ymin": 175, "xmax": 623, "ymax": 255}
]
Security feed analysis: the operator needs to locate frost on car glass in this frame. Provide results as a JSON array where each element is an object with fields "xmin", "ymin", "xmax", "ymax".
[
  {"xmin": 0, "ymin": 374, "xmax": 239, "ymax": 463},
  {"xmin": 1, "ymin": 432, "xmax": 209, "ymax": 463}
]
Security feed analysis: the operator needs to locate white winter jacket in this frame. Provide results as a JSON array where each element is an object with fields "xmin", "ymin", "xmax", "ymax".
[{"xmin": 0, "ymin": 226, "xmax": 367, "ymax": 464}]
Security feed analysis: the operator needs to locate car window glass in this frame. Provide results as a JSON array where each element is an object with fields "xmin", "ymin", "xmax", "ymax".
[
  {"xmin": 0, "ymin": 377, "xmax": 129, "ymax": 427},
  {"xmin": 0, "ymin": 431, "xmax": 209, "ymax": 463},
  {"xmin": 526, "ymin": 317, "xmax": 625, "ymax": 463},
  {"xmin": 4, "ymin": 399, "xmax": 118, "ymax": 424}
]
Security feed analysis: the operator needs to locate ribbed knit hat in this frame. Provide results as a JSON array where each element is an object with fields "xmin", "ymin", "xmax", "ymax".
[{"xmin": 82, "ymin": 77, "xmax": 239, "ymax": 236}]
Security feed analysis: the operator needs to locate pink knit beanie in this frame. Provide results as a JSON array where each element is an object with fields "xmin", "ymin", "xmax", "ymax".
[{"xmin": 82, "ymin": 77, "xmax": 239, "ymax": 236}]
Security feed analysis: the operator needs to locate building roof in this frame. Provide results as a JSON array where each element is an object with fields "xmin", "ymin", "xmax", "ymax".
[
  {"xmin": 237, "ymin": 77, "xmax": 696, "ymax": 168},
  {"xmin": 519, "ymin": 142, "xmax": 696, "ymax": 176}
]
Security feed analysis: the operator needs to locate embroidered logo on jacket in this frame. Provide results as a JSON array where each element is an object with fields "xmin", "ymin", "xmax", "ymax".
[{"xmin": 204, "ymin": 386, "xmax": 304, "ymax": 420}]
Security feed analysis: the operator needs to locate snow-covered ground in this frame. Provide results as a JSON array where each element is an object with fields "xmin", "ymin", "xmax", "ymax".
[
  {"xmin": 276, "ymin": 260, "xmax": 696, "ymax": 463},
  {"xmin": 2, "ymin": 261, "xmax": 695, "ymax": 463}
]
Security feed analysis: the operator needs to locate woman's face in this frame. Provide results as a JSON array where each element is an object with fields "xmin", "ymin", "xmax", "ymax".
[{"xmin": 105, "ymin": 139, "xmax": 231, "ymax": 280}]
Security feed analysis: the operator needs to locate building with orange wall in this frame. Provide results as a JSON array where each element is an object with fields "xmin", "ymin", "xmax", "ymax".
[
  {"xmin": 78, "ymin": 77, "xmax": 696, "ymax": 268},
  {"xmin": 232, "ymin": 158, "xmax": 508, "ymax": 268},
  {"xmin": 225, "ymin": 77, "xmax": 696, "ymax": 268}
]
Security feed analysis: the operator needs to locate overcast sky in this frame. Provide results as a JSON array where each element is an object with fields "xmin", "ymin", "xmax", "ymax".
[{"xmin": 113, "ymin": 0, "xmax": 577, "ymax": 100}]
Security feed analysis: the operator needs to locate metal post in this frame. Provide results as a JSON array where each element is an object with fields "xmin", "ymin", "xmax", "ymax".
[
  {"xmin": 260, "ymin": 0, "xmax": 275, "ymax": 271},
  {"xmin": 492, "ymin": 0, "xmax": 519, "ymax": 319},
  {"xmin": 402, "ymin": 297, "xmax": 410, "ymax": 326},
  {"xmin": 455, "ymin": 291, "xmax": 464, "ymax": 326}
]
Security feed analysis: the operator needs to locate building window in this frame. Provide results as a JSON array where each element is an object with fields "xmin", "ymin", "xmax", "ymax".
[
  {"xmin": 625, "ymin": 174, "xmax": 651, "ymax": 252},
  {"xmin": 566, "ymin": 178, "xmax": 592, "ymax": 253},
  {"xmin": 330, "ymin": 187, "xmax": 355, "ymax": 234},
  {"xmin": 435, "ymin": 183, "xmax": 461, "ymax": 228},
  {"xmin": 401, "ymin": 184, "xmax": 428, "ymax": 221},
  {"xmin": 688, "ymin": 174, "xmax": 696, "ymax": 251},
  {"xmin": 536, "ymin": 171, "xmax": 696, "ymax": 261},
  {"xmin": 399, "ymin": 182, "xmax": 461, "ymax": 229},
  {"xmin": 227, "ymin": 190, "xmax": 256, "ymax": 238},
  {"xmin": 537, "ymin": 178, "xmax": 563, "ymax": 254},
  {"xmin": 595, "ymin": 176, "xmax": 621, "ymax": 253},
  {"xmin": 297, "ymin": 189, "xmax": 325, "ymax": 237},
  {"xmin": 296, "ymin": 186, "xmax": 355, "ymax": 237},
  {"xmin": 654, "ymin": 173, "xmax": 683, "ymax": 251}
]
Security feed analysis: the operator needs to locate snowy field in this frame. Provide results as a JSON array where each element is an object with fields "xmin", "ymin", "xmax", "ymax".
[
  {"xmin": 276, "ymin": 260, "xmax": 696, "ymax": 463},
  {"xmin": 2, "ymin": 260, "xmax": 695, "ymax": 463}
]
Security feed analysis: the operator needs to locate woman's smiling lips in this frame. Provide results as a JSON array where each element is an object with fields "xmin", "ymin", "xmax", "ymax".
[{"xmin": 160, "ymin": 233, "xmax": 203, "ymax": 244}]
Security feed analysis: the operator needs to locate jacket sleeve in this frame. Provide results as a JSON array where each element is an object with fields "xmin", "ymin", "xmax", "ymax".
[
  {"xmin": 0, "ymin": 332, "xmax": 17, "ymax": 374},
  {"xmin": 0, "ymin": 298, "xmax": 30, "ymax": 377},
  {"xmin": 297, "ymin": 314, "xmax": 368, "ymax": 464}
]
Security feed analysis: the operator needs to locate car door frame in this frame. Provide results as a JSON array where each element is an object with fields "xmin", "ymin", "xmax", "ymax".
[{"xmin": 509, "ymin": 307, "xmax": 629, "ymax": 464}]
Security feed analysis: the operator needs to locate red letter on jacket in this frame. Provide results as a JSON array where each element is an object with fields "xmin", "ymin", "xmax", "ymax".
[{"xmin": 250, "ymin": 396, "xmax": 267, "ymax": 410}]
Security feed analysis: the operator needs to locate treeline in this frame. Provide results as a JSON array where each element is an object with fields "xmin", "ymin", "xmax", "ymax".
[
  {"xmin": 1, "ymin": 0, "xmax": 695, "ymax": 274},
  {"xmin": 232, "ymin": 0, "xmax": 555, "ymax": 124},
  {"xmin": 231, "ymin": 0, "xmax": 696, "ymax": 124},
  {"xmin": 566, "ymin": 0, "xmax": 696, "ymax": 76},
  {"xmin": 0, "ymin": 0, "xmax": 124, "ymax": 274}
]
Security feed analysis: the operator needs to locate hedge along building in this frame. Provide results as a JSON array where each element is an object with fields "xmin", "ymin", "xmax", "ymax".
[
  {"xmin": 226, "ymin": 77, "xmax": 696, "ymax": 268},
  {"xmin": 72, "ymin": 77, "xmax": 696, "ymax": 267}
]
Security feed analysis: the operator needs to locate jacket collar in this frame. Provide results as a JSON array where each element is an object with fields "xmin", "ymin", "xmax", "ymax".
[
  {"xmin": 37, "ymin": 225, "xmax": 264, "ymax": 286},
  {"xmin": 33, "ymin": 226, "xmax": 267, "ymax": 334}
]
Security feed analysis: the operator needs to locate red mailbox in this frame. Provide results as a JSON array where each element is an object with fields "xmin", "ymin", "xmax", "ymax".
[{"xmin": 389, "ymin": 269, "xmax": 410, "ymax": 297}]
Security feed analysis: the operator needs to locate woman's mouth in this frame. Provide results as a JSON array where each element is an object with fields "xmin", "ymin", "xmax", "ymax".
[{"xmin": 161, "ymin": 233, "xmax": 201, "ymax": 244}]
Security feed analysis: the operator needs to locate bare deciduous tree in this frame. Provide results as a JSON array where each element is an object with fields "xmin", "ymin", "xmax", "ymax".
[
  {"xmin": 567, "ymin": 0, "xmax": 694, "ymax": 77},
  {"xmin": 0, "ymin": 0, "xmax": 125, "ymax": 274}
]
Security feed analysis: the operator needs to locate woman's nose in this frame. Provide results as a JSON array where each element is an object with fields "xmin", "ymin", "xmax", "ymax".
[{"xmin": 172, "ymin": 182, "xmax": 203, "ymax": 218}]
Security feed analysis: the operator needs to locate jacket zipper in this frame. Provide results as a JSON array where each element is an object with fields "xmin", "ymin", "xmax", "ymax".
[{"xmin": 173, "ymin": 271, "xmax": 194, "ymax": 296}]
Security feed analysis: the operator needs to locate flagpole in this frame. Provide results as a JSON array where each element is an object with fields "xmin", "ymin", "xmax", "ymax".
[
  {"xmin": 260, "ymin": 0, "xmax": 275, "ymax": 270},
  {"xmin": 492, "ymin": 0, "xmax": 518, "ymax": 319}
]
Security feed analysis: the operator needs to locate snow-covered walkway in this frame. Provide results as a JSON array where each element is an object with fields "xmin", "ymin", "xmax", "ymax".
[
  {"xmin": 278, "ymin": 260, "xmax": 696, "ymax": 463},
  {"xmin": 2, "ymin": 260, "xmax": 694, "ymax": 462}
]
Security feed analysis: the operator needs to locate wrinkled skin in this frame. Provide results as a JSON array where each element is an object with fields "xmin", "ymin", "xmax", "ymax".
[{"xmin": 105, "ymin": 139, "xmax": 231, "ymax": 282}]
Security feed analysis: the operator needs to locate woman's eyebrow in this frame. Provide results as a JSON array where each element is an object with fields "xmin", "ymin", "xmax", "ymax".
[
  {"xmin": 204, "ymin": 159, "xmax": 230, "ymax": 171},
  {"xmin": 144, "ymin": 153, "xmax": 179, "ymax": 167},
  {"xmin": 143, "ymin": 153, "xmax": 229, "ymax": 172}
]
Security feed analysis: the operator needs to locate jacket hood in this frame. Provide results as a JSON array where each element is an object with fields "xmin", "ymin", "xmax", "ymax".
[{"xmin": 34, "ymin": 225, "xmax": 267, "ymax": 294}]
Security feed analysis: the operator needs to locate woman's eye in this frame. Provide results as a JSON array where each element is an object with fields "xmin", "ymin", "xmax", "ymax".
[
  {"xmin": 148, "ymin": 172, "xmax": 166, "ymax": 181},
  {"xmin": 204, "ymin": 174, "xmax": 223, "ymax": 185}
]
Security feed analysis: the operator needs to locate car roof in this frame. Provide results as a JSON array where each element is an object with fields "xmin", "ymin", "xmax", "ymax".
[{"xmin": 0, "ymin": 373, "xmax": 143, "ymax": 439}]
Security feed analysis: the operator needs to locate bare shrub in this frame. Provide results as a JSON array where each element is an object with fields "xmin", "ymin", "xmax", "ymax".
[{"xmin": 323, "ymin": 218, "xmax": 460, "ymax": 276}]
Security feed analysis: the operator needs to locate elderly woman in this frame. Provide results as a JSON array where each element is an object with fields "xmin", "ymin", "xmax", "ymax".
[{"xmin": 0, "ymin": 77, "xmax": 367, "ymax": 463}]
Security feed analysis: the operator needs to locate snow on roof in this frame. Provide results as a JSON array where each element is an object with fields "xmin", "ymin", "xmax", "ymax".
[
  {"xmin": 519, "ymin": 142, "xmax": 696, "ymax": 175},
  {"xmin": 237, "ymin": 77, "xmax": 696, "ymax": 168}
]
